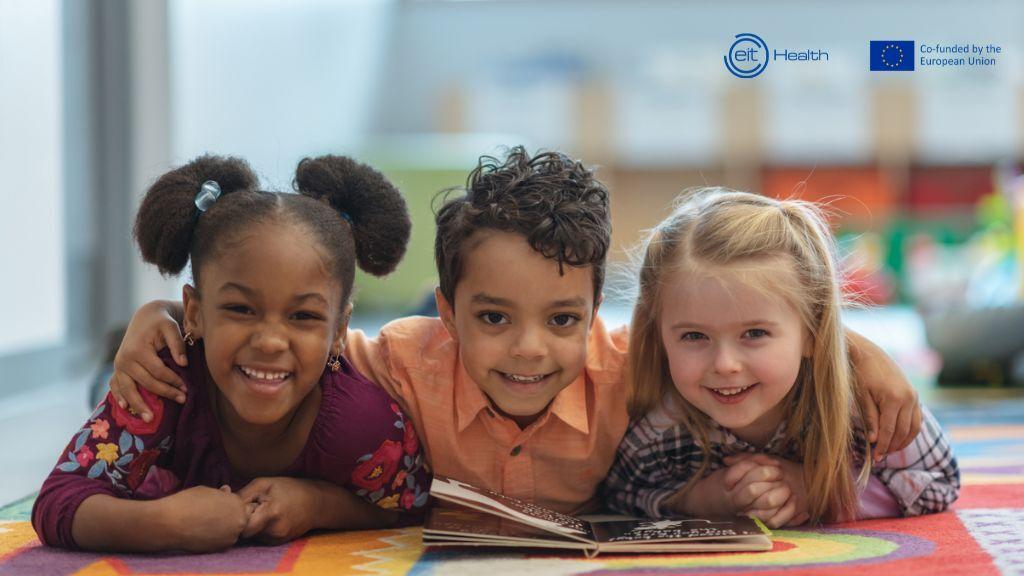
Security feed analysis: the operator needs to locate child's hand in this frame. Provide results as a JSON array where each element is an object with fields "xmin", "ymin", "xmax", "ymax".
[
  {"xmin": 110, "ymin": 300, "xmax": 188, "ymax": 420},
  {"xmin": 238, "ymin": 477, "xmax": 321, "ymax": 545},
  {"xmin": 848, "ymin": 330, "xmax": 922, "ymax": 460},
  {"xmin": 725, "ymin": 453, "xmax": 809, "ymax": 528},
  {"xmin": 721, "ymin": 455, "xmax": 786, "ymax": 515},
  {"xmin": 157, "ymin": 485, "xmax": 252, "ymax": 552}
]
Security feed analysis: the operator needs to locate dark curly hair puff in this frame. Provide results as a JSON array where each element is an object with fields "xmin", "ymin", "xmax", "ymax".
[
  {"xmin": 434, "ymin": 146, "xmax": 611, "ymax": 304},
  {"xmin": 134, "ymin": 154, "xmax": 410, "ymax": 307}
]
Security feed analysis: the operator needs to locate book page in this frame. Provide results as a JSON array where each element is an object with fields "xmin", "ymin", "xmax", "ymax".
[
  {"xmin": 430, "ymin": 476, "xmax": 589, "ymax": 536},
  {"xmin": 590, "ymin": 517, "xmax": 767, "ymax": 544}
]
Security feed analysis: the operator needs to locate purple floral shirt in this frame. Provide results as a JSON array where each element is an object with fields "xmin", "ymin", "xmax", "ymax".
[{"xmin": 32, "ymin": 344, "xmax": 431, "ymax": 549}]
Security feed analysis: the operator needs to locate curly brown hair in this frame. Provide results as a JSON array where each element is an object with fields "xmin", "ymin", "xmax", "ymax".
[
  {"xmin": 134, "ymin": 154, "xmax": 410, "ymax": 307},
  {"xmin": 434, "ymin": 146, "xmax": 611, "ymax": 305}
]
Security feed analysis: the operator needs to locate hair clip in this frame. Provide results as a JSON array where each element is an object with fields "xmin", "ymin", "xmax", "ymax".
[{"xmin": 194, "ymin": 180, "xmax": 222, "ymax": 213}]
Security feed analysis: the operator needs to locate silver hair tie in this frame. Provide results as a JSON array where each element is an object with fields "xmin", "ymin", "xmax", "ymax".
[{"xmin": 194, "ymin": 180, "xmax": 222, "ymax": 212}]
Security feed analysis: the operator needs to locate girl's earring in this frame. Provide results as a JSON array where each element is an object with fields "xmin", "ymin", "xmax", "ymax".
[
  {"xmin": 327, "ymin": 354, "xmax": 341, "ymax": 373},
  {"xmin": 183, "ymin": 331, "xmax": 196, "ymax": 347}
]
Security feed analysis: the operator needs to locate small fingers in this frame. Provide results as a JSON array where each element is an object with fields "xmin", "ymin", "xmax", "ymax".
[
  {"xmin": 723, "ymin": 460, "xmax": 758, "ymax": 490},
  {"xmin": 873, "ymin": 401, "xmax": 898, "ymax": 462},
  {"xmin": 242, "ymin": 505, "xmax": 269, "ymax": 539},
  {"xmin": 863, "ymin": 395, "xmax": 880, "ymax": 444},
  {"xmin": 107, "ymin": 376, "xmax": 126, "ymax": 410},
  {"xmin": 160, "ymin": 324, "xmax": 189, "ymax": 367},
  {"xmin": 115, "ymin": 372, "xmax": 152, "ymax": 422},
  {"xmin": 749, "ymin": 484, "xmax": 791, "ymax": 511},
  {"xmin": 141, "ymin": 353, "xmax": 187, "ymax": 395},
  {"xmin": 890, "ymin": 404, "xmax": 914, "ymax": 455},
  {"xmin": 764, "ymin": 497, "xmax": 798, "ymax": 529},
  {"xmin": 787, "ymin": 512, "xmax": 811, "ymax": 527},
  {"xmin": 734, "ymin": 480, "xmax": 781, "ymax": 509}
]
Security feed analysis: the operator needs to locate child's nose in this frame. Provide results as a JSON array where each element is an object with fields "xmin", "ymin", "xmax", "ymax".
[
  {"xmin": 251, "ymin": 324, "xmax": 288, "ymax": 353},
  {"xmin": 712, "ymin": 344, "xmax": 742, "ymax": 374},
  {"xmin": 510, "ymin": 325, "xmax": 547, "ymax": 360}
]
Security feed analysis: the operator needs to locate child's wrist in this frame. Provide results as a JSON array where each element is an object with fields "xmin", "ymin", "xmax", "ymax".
[{"xmin": 149, "ymin": 498, "xmax": 184, "ymax": 550}]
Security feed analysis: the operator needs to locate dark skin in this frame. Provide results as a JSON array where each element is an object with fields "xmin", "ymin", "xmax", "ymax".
[{"xmin": 73, "ymin": 224, "xmax": 398, "ymax": 552}]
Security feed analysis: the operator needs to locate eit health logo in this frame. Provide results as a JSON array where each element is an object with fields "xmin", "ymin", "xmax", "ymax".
[
  {"xmin": 724, "ymin": 33, "xmax": 769, "ymax": 78},
  {"xmin": 870, "ymin": 41, "xmax": 915, "ymax": 71}
]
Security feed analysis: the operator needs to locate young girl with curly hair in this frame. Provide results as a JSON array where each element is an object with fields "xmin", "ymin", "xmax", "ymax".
[{"xmin": 33, "ymin": 155, "xmax": 430, "ymax": 552}]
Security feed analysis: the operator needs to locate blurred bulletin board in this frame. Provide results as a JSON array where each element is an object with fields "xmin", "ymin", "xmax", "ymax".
[{"xmin": 907, "ymin": 166, "xmax": 994, "ymax": 213}]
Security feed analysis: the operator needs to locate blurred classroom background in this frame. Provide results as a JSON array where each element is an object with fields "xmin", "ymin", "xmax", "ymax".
[{"xmin": 2, "ymin": 0, "xmax": 1024, "ymax": 500}]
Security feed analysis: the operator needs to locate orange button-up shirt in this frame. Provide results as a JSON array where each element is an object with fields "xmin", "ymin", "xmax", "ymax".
[{"xmin": 345, "ymin": 315, "xmax": 629, "ymax": 514}]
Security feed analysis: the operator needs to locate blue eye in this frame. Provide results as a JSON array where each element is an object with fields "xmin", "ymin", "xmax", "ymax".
[
  {"xmin": 479, "ymin": 312, "xmax": 508, "ymax": 326},
  {"xmin": 744, "ymin": 328, "xmax": 769, "ymax": 339},
  {"xmin": 681, "ymin": 332, "xmax": 708, "ymax": 342},
  {"xmin": 550, "ymin": 314, "xmax": 580, "ymax": 328}
]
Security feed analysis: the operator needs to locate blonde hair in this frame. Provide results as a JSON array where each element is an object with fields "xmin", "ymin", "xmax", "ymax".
[{"xmin": 628, "ymin": 188, "xmax": 871, "ymax": 523}]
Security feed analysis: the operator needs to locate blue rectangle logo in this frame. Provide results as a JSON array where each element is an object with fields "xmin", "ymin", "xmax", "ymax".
[{"xmin": 870, "ymin": 41, "xmax": 915, "ymax": 71}]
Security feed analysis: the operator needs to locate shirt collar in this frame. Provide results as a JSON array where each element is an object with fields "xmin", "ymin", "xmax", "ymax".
[
  {"xmin": 454, "ymin": 359, "xmax": 492, "ymax": 433},
  {"xmin": 547, "ymin": 373, "xmax": 590, "ymax": 435}
]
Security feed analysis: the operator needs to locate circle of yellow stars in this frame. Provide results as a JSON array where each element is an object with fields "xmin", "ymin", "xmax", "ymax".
[{"xmin": 880, "ymin": 43, "xmax": 904, "ymax": 68}]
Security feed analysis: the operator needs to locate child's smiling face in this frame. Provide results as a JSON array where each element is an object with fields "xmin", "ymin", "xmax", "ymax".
[
  {"xmin": 659, "ymin": 267, "xmax": 809, "ymax": 447},
  {"xmin": 437, "ymin": 230, "xmax": 598, "ymax": 428},
  {"xmin": 183, "ymin": 221, "xmax": 347, "ymax": 427}
]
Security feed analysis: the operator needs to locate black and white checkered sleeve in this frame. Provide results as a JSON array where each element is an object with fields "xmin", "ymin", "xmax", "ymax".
[
  {"xmin": 873, "ymin": 404, "xmax": 960, "ymax": 516},
  {"xmin": 602, "ymin": 417, "xmax": 705, "ymax": 519}
]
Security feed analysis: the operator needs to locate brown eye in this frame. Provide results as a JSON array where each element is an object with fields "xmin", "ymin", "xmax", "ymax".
[
  {"xmin": 549, "ymin": 314, "xmax": 580, "ymax": 328},
  {"xmin": 479, "ymin": 312, "xmax": 508, "ymax": 326}
]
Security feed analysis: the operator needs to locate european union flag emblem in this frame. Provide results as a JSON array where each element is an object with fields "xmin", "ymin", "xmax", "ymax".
[{"xmin": 870, "ymin": 41, "xmax": 915, "ymax": 71}]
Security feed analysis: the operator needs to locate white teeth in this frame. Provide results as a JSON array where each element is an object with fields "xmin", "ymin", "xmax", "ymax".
[
  {"xmin": 240, "ymin": 366, "xmax": 290, "ymax": 381},
  {"xmin": 714, "ymin": 385, "xmax": 754, "ymax": 396},
  {"xmin": 504, "ymin": 373, "xmax": 546, "ymax": 383}
]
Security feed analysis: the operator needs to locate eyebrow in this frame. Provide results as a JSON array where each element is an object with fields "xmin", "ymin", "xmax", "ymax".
[
  {"xmin": 470, "ymin": 293, "xmax": 588, "ymax": 309},
  {"xmin": 669, "ymin": 320, "xmax": 781, "ymax": 331},
  {"xmin": 218, "ymin": 282, "xmax": 328, "ymax": 306}
]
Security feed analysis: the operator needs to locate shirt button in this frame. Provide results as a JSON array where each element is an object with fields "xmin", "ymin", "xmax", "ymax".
[{"xmin": 510, "ymin": 445, "xmax": 522, "ymax": 456}]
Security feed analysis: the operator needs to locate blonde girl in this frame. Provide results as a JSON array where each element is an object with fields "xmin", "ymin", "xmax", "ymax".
[{"xmin": 605, "ymin": 188, "xmax": 959, "ymax": 527}]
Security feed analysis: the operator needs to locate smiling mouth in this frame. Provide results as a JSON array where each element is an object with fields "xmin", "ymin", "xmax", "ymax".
[
  {"xmin": 706, "ymin": 383, "xmax": 758, "ymax": 403},
  {"xmin": 236, "ymin": 365, "xmax": 294, "ymax": 392},
  {"xmin": 497, "ymin": 371, "xmax": 557, "ymax": 387}
]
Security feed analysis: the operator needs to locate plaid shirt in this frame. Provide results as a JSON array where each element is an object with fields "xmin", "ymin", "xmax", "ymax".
[{"xmin": 603, "ymin": 401, "xmax": 959, "ymax": 519}]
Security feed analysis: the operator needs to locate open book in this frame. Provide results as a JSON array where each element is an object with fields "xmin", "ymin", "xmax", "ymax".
[{"xmin": 423, "ymin": 475, "xmax": 773, "ymax": 556}]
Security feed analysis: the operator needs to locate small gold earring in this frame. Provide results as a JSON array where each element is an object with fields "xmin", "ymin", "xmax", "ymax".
[
  {"xmin": 183, "ymin": 331, "xmax": 196, "ymax": 346},
  {"xmin": 327, "ymin": 354, "xmax": 341, "ymax": 373}
]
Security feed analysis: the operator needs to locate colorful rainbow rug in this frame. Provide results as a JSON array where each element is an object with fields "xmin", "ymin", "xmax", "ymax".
[{"xmin": 2, "ymin": 402, "xmax": 1022, "ymax": 576}]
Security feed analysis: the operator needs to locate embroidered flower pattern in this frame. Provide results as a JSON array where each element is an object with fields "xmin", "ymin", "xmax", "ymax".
[
  {"xmin": 54, "ymin": 394, "xmax": 172, "ymax": 495},
  {"xmin": 351, "ymin": 407, "xmax": 429, "ymax": 511},
  {"xmin": 89, "ymin": 419, "xmax": 109, "ymax": 440}
]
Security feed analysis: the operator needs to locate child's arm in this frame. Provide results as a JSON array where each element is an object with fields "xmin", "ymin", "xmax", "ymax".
[
  {"xmin": 868, "ymin": 405, "xmax": 960, "ymax": 516},
  {"xmin": 70, "ymin": 486, "xmax": 250, "ymax": 552},
  {"xmin": 237, "ymin": 477, "xmax": 400, "ymax": 544},
  {"xmin": 32, "ymin": 352, "xmax": 250, "ymax": 551},
  {"xmin": 847, "ymin": 329, "xmax": 922, "ymax": 459}
]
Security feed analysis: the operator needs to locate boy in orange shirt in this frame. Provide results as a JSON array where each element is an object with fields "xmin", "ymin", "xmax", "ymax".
[{"xmin": 110, "ymin": 147, "xmax": 921, "ymax": 514}]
